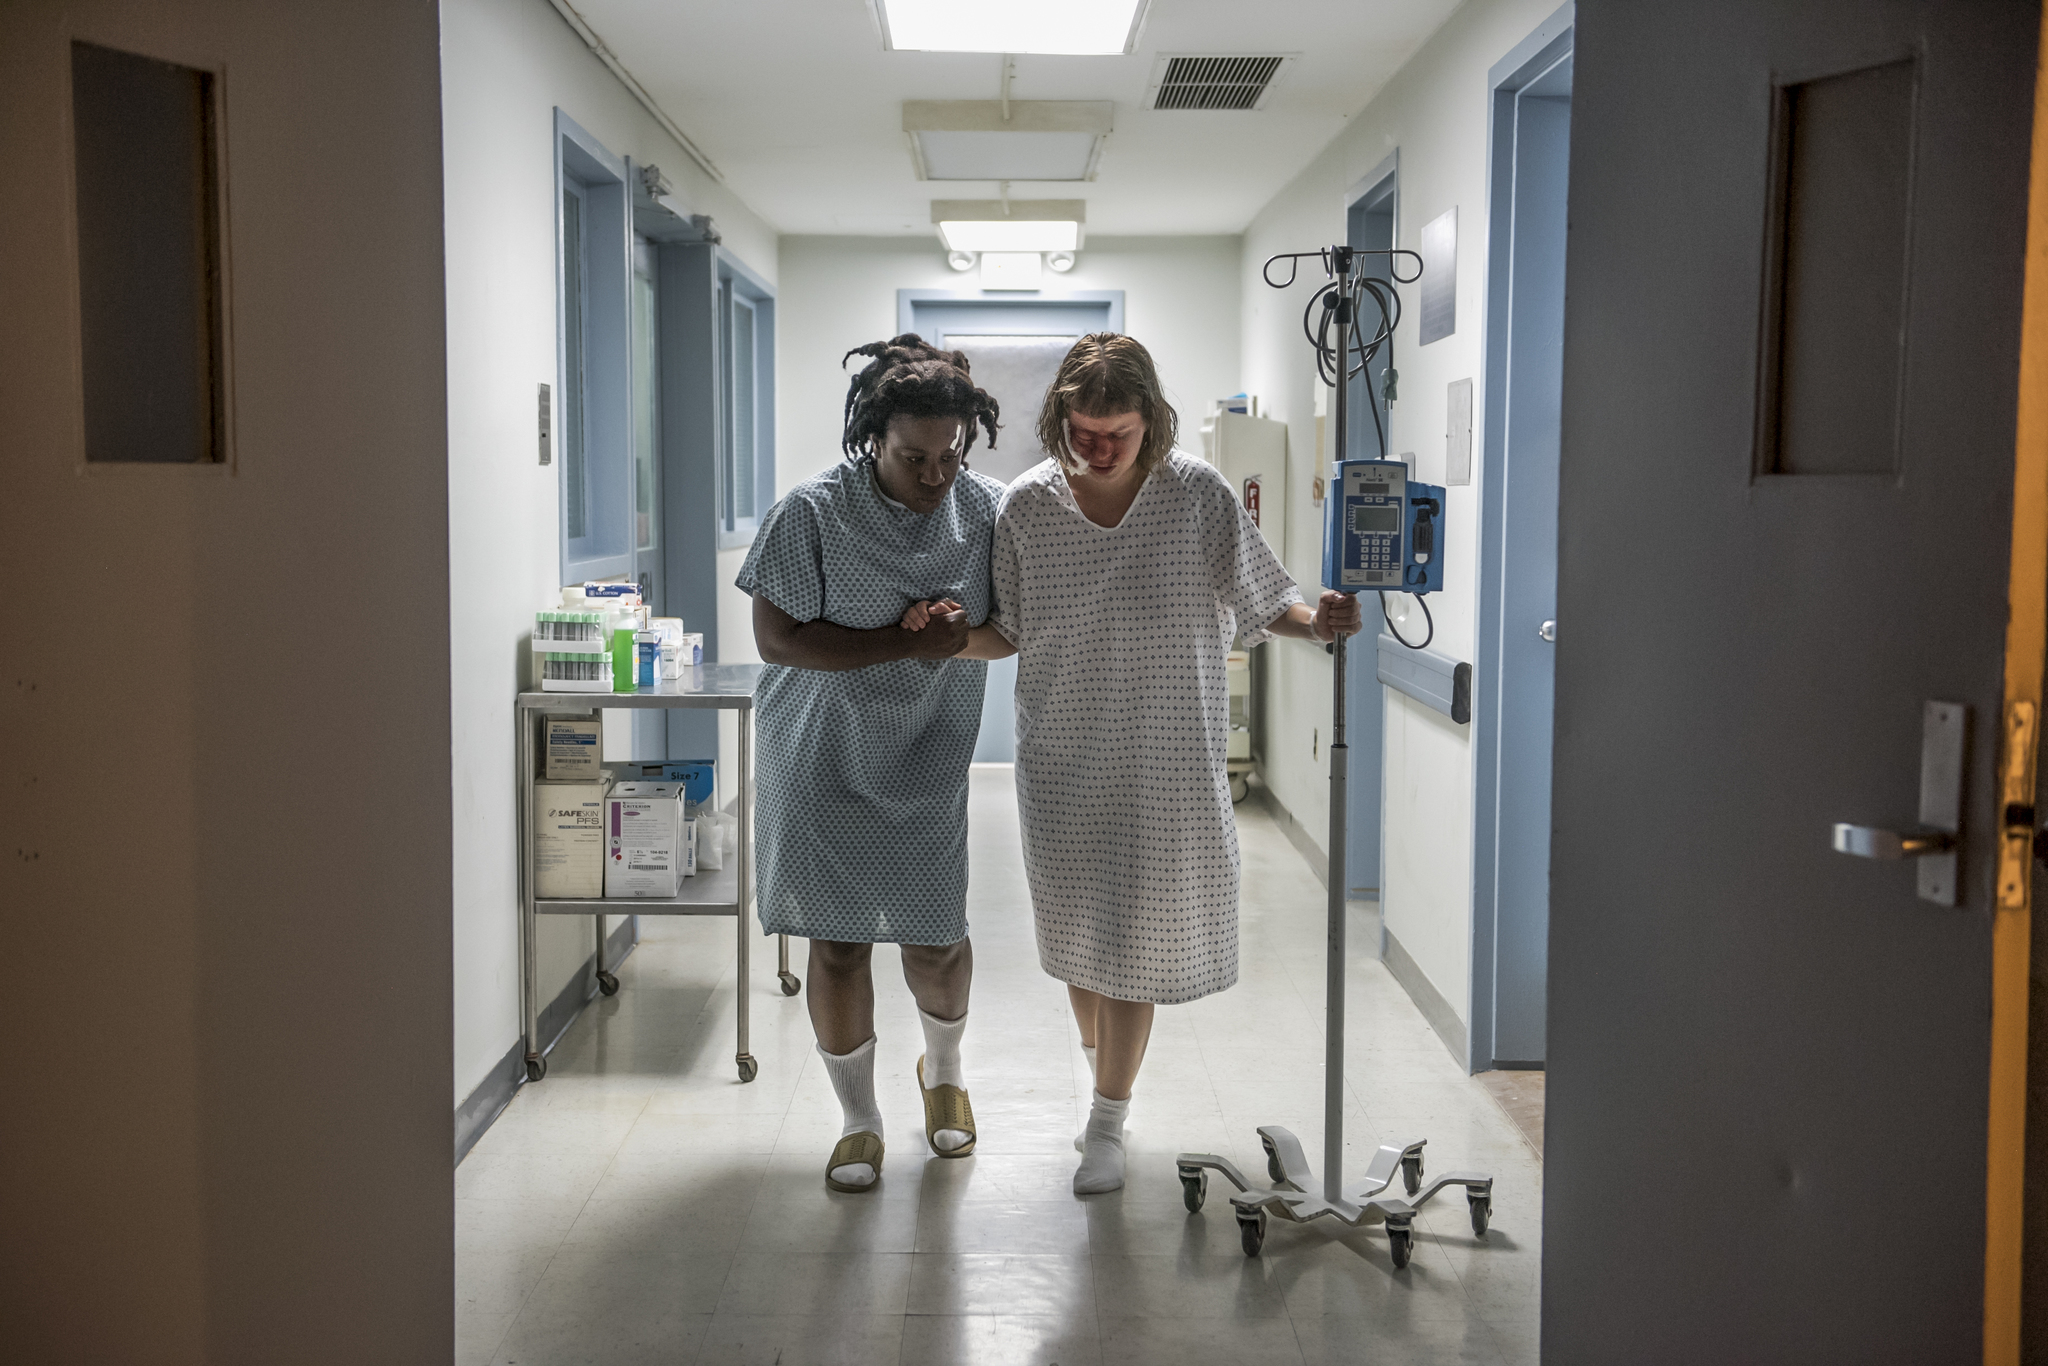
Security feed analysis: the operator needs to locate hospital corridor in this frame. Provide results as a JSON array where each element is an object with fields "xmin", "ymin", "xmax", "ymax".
[
  {"xmin": 458, "ymin": 769, "xmax": 1543, "ymax": 1364},
  {"xmin": 9, "ymin": 1, "xmax": 2048, "ymax": 1364}
]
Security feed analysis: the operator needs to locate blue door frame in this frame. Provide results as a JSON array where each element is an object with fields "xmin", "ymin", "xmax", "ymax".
[{"xmin": 1470, "ymin": 4, "xmax": 1573, "ymax": 1072}]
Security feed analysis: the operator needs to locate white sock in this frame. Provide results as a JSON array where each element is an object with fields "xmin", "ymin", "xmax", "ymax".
[
  {"xmin": 819, "ymin": 1037, "xmax": 883, "ymax": 1188},
  {"xmin": 1075, "ymin": 1046, "xmax": 1133, "ymax": 1152},
  {"xmin": 1075, "ymin": 1045, "xmax": 1096, "ymax": 1152},
  {"xmin": 918, "ymin": 1008, "xmax": 972, "ymax": 1152},
  {"xmin": 1073, "ymin": 1090, "xmax": 1131, "ymax": 1195}
]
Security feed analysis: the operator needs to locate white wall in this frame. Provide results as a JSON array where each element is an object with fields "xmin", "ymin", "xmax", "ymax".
[
  {"xmin": 775, "ymin": 236, "xmax": 1243, "ymax": 493},
  {"xmin": 442, "ymin": 0, "xmax": 779, "ymax": 1109},
  {"xmin": 1242, "ymin": 0, "xmax": 1565, "ymax": 1041}
]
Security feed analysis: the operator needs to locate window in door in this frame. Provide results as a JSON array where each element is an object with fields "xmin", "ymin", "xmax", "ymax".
[
  {"xmin": 716, "ymin": 260, "xmax": 775, "ymax": 547},
  {"xmin": 556, "ymin": 112, "xmax": 631, "ymax": 583}
]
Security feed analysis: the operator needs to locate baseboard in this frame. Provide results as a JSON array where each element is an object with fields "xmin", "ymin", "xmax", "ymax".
[
  {"xmin": 1251, "ymin": 780, "xmax": 1328, "ymax": 889},
  {"xmin": 455, "ymin": 1037, "xmax": 526, "ymax": 1166},
  {"xmin": 454, "ymin": 914, "xmax": 639, "ymax": 1166},
  {"xmin": 1384, "ymin": 927, "xmax": 1468, "ymax": 1070}
]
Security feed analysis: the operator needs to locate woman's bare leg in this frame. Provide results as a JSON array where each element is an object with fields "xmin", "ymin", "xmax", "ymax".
[
  {"xmin": 1068, "ymin": 985, "xmax": 1153, "ymax": 1101},
  {"xmin": 807, "ymin": 940, "xmax": 876, "ymax": 1054},
  {"xmin": 1067, "ymin": 983, "xmax": 1100, "ymax": 1048}
]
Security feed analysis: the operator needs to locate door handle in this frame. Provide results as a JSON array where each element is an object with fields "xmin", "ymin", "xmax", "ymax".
[
  {"xmin": 1538, "ymin": 619, "xmax": 1557, "ymax": 643},
  {"xmin": 1831, "ymin": 825, "xmax": 1955, "ymax": 859},
  {"xmin": 1828, "ymin": 700, "xmax": 1967, "ymax": 907}
]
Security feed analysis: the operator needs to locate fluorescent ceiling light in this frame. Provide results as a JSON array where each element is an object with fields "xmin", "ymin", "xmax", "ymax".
[
  {"xmin": 932, "ymin": 199, "xmax": 1084, "ymax": 252},
  {"xmin": 903, "ymin": 102, "xmax": 1114, "ymax": 182},
  {"xmin": 878, "ymin": 0, "xmax": 1148, "ymax": 55}
]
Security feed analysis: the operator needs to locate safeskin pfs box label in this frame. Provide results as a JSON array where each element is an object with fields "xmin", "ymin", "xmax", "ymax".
[{"xmin": 534, "ymin": 781, "xmax": 603, "ymax": 899}]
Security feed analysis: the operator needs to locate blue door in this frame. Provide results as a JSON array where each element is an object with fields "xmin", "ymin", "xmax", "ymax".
[{"xmin": 901, "ymin": 292, "xmax": 1122, "ymax": 762}]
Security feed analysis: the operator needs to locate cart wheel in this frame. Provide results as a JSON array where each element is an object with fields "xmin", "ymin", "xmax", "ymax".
[
  {"xmin": 524, "ymin": 1055, "xmax": 547, "ymax": 1082},
  {"xmin": 597, "ymin": 971, "xmax": 620, "ymax": 997},
  {"xmin": 778, "ymin": 971, "xmax": 802, "ymax": 997},
  {"xmin": 1469, "ymin": 1193, "xmax": 1491, "ymax": 1237},
  {"xmin": 1402, "ymin": 1152, "xmax": 1423, "ymax": 1196},
  {"xmin": 736, "ymin": 1054, "xmax": 759, "ymax": 1083},
  {"xmin": 1179, "ymin": 1168, "xmax": 1208, "ymax": 1213},
  {"xmin": 1230, "ymin": 775, "xmax": 1249, "ymax": 803},
  {"xmin": 1388, "ymin": 1222, "xmax": 1413, "ymax": 1269},
  {"xmin": 1238, "ymin": 1209, "xmax": 1267, "ymax": 1257},
  {"xmin": 1262, "ymin": 1136, "xmax": 1284, "ymax": 1186}
]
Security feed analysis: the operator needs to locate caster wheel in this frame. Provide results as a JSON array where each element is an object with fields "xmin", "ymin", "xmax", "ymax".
[
  {"xmin": 736, "ymin": 1054, "xmax": 759, "ymax": 1083},
  {"xmin": 1179, "ymin": 1168, "xmax": 1208, "ymax": 1213},
  {"xmin": 1469, "ymin": 1193, "xmax": 1491, "ymax": 1237},
  {"xmin": 1230, "ymin": 775, "xmax": 1249, "ymax": 803},
  {"xmin": 1388, "ymin": 1222, "xmax": 1413, "ymax": 1269},
  {"xmin": 778, "ymin": 972, "xmax": 802, "ymax": 997},
  {"xmin": 597, "ymin": 971, "xmax": 620, "ymax": 997},
  {"xmin": 1262, "ymin": 1137, "xmax": 1284, "ymax": 1186},
  {"xmin": 1402, "ymin": 1152, "xmax": 1423, "ymax": 1196},
  {"xmin": 524, "ymin": 1055, "xmax": 547, "ymax": 1082},
  {"xmin": 1238, "ymin": 1210, "xmax": 1266, "ymax": 1257}
]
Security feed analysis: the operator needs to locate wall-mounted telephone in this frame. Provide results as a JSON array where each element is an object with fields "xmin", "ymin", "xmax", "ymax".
[{"xmin": 1321, "ymin": 458, "xmax": 1445, "ymax": 597}]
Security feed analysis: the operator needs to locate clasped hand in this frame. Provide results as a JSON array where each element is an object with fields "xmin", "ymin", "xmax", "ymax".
[{"xmin": 899, "ymin": 598, "xmax": 970, "ymax": 657}]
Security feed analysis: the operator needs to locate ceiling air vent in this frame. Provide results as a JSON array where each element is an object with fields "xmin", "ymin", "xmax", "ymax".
[{"xmin": 1148, "ymin": 55, "xmax": 1290, "ymax": 111}]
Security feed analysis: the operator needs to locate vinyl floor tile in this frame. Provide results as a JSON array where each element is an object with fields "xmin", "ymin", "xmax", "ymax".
[{"xmin": 455, "ymin": 771, "xmax": 1540, "ymax": 1364}]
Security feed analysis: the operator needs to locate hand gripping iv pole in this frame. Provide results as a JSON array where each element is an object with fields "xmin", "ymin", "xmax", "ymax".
[{"xmin": 1174, "ymin": 245, "xmax": 1495, "ymax": 1264}]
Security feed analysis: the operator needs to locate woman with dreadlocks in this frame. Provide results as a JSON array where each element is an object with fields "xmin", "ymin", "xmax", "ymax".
[{"xmin": 735, "ymin": 334, "xmax": 1009, "ymax": 1194}]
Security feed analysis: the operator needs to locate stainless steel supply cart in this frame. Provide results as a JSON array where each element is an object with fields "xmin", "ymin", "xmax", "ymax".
[{"xmin": 516, "ymin": 664, "xmax": 793, "ymax": 1084}]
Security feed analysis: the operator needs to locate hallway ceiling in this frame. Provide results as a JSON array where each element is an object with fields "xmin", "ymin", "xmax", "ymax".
[{"xmin": 568, "ymin": 0, "xmax": 1463, "ymax": 237}]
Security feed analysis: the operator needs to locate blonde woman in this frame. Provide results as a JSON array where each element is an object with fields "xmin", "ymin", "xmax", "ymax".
[{"xmin": 905, "ymin": 334, "xmax": 1363, "ymax": 1194}]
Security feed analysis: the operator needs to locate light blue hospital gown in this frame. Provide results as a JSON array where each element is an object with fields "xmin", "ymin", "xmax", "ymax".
[
  {"xmin": 737, "ymin": 459, "xmax": 1005, "ymax": 945},
  {"xmin": 991, "ymin": 452, "xmax": 1302, "ymax": 1004}
]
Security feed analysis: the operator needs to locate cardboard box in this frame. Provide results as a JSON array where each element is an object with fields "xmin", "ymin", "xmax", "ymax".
[
  {"xmin": 545, "ymin": 719, "xmax": 602, "ymax": 780},
  {"xmin": 611, "ymin": 760, "xmax": 715, "ymax": 816},
  {"xmin": 605, "ymin": 782, "xmax": 692, "ymax": 898},
  {"xmin": 534, "ymin": 780, "xmax": 604, "ymax": 899}
]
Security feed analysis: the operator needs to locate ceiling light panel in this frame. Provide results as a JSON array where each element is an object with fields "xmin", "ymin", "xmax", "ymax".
[
  {"xmin": 930, "ymin": 200, "xmax": 1086, "ymax": 253},
  {"xmin": 877, "ymin": 0, "xmax": 1149, "ymax": 55},
  {"xmin": 903, "ymin": 102, "xmax": 1113, "ymax": 182},
  {"xmin": 918, "ymin": 131, "xmax": 1099, "ymax": 181}
]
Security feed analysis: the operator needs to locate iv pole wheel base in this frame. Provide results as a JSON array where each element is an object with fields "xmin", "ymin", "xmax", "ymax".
[
  {"xmin": 1178, "ymin": 1166, "xmax": 1208, "ymax": 1213},
  {"xmin": 778, "ymin": 971, "xmax": 802, "ymax": 997},
  {"xmin": 736, "ymin": 1053, "xmax": 759, "ymax": 1084},
  {"xmin": 1468, "ymin": 1192, "xmax": 1491, "ymax": 1236},
  {"xmin": 1402, "ymin": 1151, "xmax": 1423, "ymax": 1196},
  {"xmin": 1238, "ymin": 1208, "xmax": 1267, "ymax": 1257},
  {"xmin": 1262, "ymin": 1136, "xmax": 1284, "ymax": 1186},
  {"xmin": 524, "ymin": 1054, "xmax": 547, "ymax": 1082},
  {"xmin": 597, "ymin": 971, "xmax": 620, "ymax": 997},
  {"xmin": 1387, "ymin": 1221, "xmax": 1414, "ymax": 1269}
]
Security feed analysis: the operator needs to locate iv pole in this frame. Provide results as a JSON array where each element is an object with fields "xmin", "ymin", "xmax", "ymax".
[{"xmin": 1174, "ymin": 244, "xmax": 1495, "ymax": 1264}]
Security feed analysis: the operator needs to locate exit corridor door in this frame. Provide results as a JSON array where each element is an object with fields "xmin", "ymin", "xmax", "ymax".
[{"xmin": 1544, "ymin": 1, "xmax": 2038, "ymax": 1360}]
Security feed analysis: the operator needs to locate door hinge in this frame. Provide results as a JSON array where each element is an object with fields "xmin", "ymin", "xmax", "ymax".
[{"xmin": 1997, "ymin": 699, "xmax": 2037, "ymax": 910}]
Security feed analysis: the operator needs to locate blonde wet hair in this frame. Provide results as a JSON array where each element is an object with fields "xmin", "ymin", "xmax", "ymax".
[{"xmin": 1036, "ymin": 333, "xmax": 1178, "ymax": 475}]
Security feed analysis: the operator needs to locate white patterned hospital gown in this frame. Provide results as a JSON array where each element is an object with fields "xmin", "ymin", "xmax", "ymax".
[
  {"xmin": 737, "ymin": 460, "xmax": 1006, "ymax": 946},
  {"xmin": 990, "ymin": 451, "xmax": 1303, "ymax": 1004}
]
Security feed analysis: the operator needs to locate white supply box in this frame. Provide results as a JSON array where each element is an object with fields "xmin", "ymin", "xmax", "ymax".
[
  {"xmin": 605, "ymin": 782, "xmax": 697, "ymax": 898},
  {"xmin": 534, "ymin": 780, "xmax": 604, "ymax": 898},
  {"xmin": 545, "ymin": 719, "xmax": 602, "ymax": 781}
]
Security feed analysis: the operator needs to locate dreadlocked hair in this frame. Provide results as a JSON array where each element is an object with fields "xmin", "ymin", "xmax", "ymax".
[{"xmin": 840, "ymin": 333, "xmax": 1000, "ymax": 463}]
